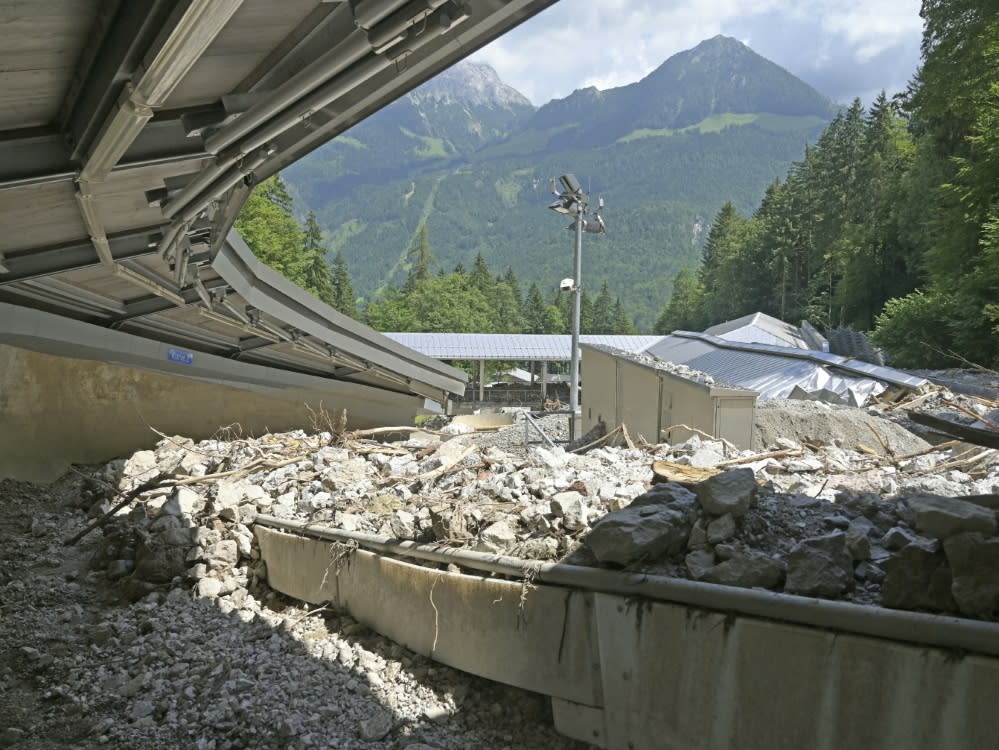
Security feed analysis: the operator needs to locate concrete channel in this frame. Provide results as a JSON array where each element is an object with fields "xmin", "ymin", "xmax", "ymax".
[{"xmin": 254, "ymin": 515, "xmax": 999, "ymax": 749}]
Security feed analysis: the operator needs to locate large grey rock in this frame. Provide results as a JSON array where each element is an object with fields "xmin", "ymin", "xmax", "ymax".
[
  {"xmin": 943, "ymin": 533, "xmax": 999, "ymax": 619},
  {"xmin": 700, "ymin": 549, "xmax": 785, "ymax": 590},
  {"xmin": 883, "ymin": 526, "xmax": 927, "ymax": 552},
  {"xmin": 132, "ymin": 532, "xmax": 191, "ymax": 583},
  {"xmin": 785, "ymin": 532, "xmax": 853, "ymax": 598},
  {"xmin": 906, "ymin": 495, "xmax": 997, "ymax": 539},
  {"xmin": 844, "ymin": 523, "xmax": 872, "ymax": 561},
  {"xmin": 684, "ymin": 549, "xmax": 716, "ymax": 580},
  {"xmin": 696, "ymin": 468, "xmax": 757, "ymax": 517},
  {"xmin": 706, "ymin": 513, "xmax": 736, "ymax": 544},
  {"xmin": 882, "ymin": 543, "xmax": 956, "ymax": 612},
  {"xmin": 358, "ymin": 709, "xmax": 394, "ymax": 741},
  {"xmin": 584, "ymin": 483, "xmax": 696, "ymax": 566}
]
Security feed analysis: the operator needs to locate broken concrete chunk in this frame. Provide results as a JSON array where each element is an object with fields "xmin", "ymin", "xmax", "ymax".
[
  {"xmin": 389, "ymin": 510, "xmax": 417, "ymax": 540},
  {"xmin": 215, "ymin": 481, "xmax": 247, "ymax": 510},
  {"xmin": 696, "ymin": 468, "xmax": 757, "ymax": 517},
  {"xmin": 477, "ymin": 520, "xmax": 517, "ymax": 553},
  {"xmin": 905, "ymin": 495, "xmax": 998, "ymax": 540},
  {"xmin": 550, "ymin": 491, "xmax": 587, "ymax": 531},
  {"xmin": 122, "ymin": 450, "xmax": 158, "ymax": 480}
]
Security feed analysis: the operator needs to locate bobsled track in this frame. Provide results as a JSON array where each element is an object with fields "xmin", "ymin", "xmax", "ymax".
[
  {"xmin": 0, "ymin": 0, "xmax": 565, "ymax": 479},
  {"xmin": 5, "ymin": 4, "xmax": 999, "ymax": 748},
  {"xmin": 254, "ymin": 515, "xmax": 999, "ymax": 750}
]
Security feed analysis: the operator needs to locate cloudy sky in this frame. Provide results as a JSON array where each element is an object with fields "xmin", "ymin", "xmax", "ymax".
[{"xmin": 471, "ymin": 0, "xmax": 924, "ymax": 107}]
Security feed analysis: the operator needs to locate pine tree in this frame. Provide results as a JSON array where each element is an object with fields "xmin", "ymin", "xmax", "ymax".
[
  {"xmin": 654, "ymin": 268, "xmax": 704, "ymax": 333},
  {"xmin": 331, "ymin": 250, "xmax": 358, "ymax": 318},
  {"xmin": 612, "ymin": 297, "xmax": 637, "ymax": 334},
  {"xmin": 301, "ymin": 211, "xmax": 336, "ymax": 307},
  {"xmin": 503, "ymin": 266, "xmax": 522, "ymax": 309},
  {"xmin": 469, "ymin": 252, "xmax": 491, "ymax": 293},
  {"xmin": 235, "ymin": 175, "xmax": 308, "ymax": 287},
  {"xmin": 404, "ymin": 224, "xmax": 434, "ymax": 291},
  {"xmin": 592, "ymin": 281, "xmax": 615, "ymax": 334}
]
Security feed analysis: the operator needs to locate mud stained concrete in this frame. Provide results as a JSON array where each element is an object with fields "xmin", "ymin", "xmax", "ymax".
[{"xmin": 0, "ymin": 344, "xmax": 420, "ymax": 482}]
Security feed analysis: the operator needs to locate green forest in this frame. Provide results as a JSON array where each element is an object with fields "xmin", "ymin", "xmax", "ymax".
[
  {"xmin": 234, "ymin": 180, "xmax": 636, "ymax": 340},
  {"xmin": 283, "ymin": 35, "xmax": 837, "ymax": 333},
  {"xmin": 237, "ymin": 2, "xmax": 998, "ymax": 369},
  {"xmin": 234, "ymin": 175, "xmax": 357, "ymax": 318},
  {"xmin": 656, "ymin": 0, "xmax": 999, "ymax": 367}
]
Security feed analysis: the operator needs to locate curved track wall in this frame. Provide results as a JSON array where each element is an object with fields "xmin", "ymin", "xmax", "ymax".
[{"xmin": 255, "ymin": 520, "xmax": 999, "ymax": 750}]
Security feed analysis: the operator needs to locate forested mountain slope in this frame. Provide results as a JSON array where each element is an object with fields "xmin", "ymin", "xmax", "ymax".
[{"xmin": 283, "ymin": 37, "xmax": 838, "ymax": 331}]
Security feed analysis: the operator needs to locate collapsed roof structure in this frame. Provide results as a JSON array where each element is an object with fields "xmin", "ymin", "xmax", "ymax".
[{"xmin": 645, "ymin": 312, "xmax": 928, "ymax": 406}]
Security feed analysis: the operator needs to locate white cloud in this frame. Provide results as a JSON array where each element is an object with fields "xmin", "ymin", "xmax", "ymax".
[{"xmin": 470, "ymin": 0, "xmax": 923, "ymax": 106}]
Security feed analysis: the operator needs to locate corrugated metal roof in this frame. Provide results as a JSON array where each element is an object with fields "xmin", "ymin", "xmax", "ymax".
[
  {"xmin": 646, "ymin": 332, "xmax": 927, "ymax": 405},
  {"xmin": 383, "ymin": 333, "xmax": 666, "ymax": 361},
  {"xmin": 704, "ymin": 312, "xmax": 814, "ymax": 349}
]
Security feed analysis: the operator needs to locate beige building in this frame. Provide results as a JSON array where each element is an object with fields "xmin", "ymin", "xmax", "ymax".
[{"xmin": 581, "ymin": 344, "xmax": 758, "ymax": 450}]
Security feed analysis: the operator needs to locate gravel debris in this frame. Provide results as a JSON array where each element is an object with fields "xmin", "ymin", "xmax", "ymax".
[{"xmin": 3, "ymin": 382, "xmax": 998, "ymax": 749}]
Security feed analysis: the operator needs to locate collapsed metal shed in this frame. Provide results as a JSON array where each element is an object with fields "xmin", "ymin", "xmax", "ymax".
[
  {"xmin": 644, "ymin": 332, "xmax": 927, "ymax": 407},
  {"xmin": 581, "ymin": 344, "xmax": 758, "ymax": 450}
]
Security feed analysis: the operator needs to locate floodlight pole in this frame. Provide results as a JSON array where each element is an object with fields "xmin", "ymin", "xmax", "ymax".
[
  {"xmin": 569, "ymin": 200, "xmax": 583, "ymax": 419},
  {"xmin": 549, "ymin": 173, "xmax": 604, "ymax": 426}
]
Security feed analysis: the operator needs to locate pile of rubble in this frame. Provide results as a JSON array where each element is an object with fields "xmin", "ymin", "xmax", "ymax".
[
  {"xmin": 91, "ymin": 395, "xmax": 999, "ymax": 620},
  {"xmin": 2, "ymin": 382, "xmax": 998, "ymax": 747},
  {"xmin": 0, "ymin": 467, "xmax": 577, "ymax": 749}
]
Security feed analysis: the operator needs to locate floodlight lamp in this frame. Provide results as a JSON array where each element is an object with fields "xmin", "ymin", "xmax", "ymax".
[
  {"xmin": 559, "ymin": 278, "xmax": 575, "ymax": 292},
  {"xmin": 559, "ymin": 173, "xmax": 582, "ymax": 195},
  {"xmin": 548, "ymin": 197, "xmax": 576, "ymax": 215}
]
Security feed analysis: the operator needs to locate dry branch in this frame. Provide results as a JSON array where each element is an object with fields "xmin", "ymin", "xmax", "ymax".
[
  {"xmin": 942, "ymin": 399, "xmax": 999, "ymax": 430},
  {"xmin": 412, "ymin": 445, "xmax": 477, "ymax": 483},
  {"xmin": 63, "ymin": 475, "xmax": 166, "ymax": 546},
  {"xmin": 620, "ymin": 424, "xmax": 636, "ymax": 450},
  {"xmin": 569, "ymin": 425, "xmax": 623, "ymax": 454},
  {"xmin": 718, "ymin": 448, "xmax": 803, "ymax": 466},
  {"xmin": 660, "ymin": 425, "xmax": 738, "ymax": 454}
]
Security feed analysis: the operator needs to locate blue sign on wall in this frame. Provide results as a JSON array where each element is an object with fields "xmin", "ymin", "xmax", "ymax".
[{"xmin": 167, "ymin": 347, "xmax": 194, "ymax": 365}]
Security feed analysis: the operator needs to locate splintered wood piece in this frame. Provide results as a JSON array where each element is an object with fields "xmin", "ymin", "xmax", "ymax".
[{"xmin": 651, "ymin": 460, "xmax": 722, "ymax": 487}]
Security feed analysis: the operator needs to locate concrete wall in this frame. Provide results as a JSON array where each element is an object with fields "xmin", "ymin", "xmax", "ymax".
[
  {"xmin": 255, "ymin": 524, "xmax": 999, "ymax": 750},
  {"xmin": 0, "ymin": 344, "xmax": 422, "ymax": 482},
  {"xmin": 255, "ymin": 526, "xmax": 602, "ymax": 705},
  {"xmin": 582, "ymin": 346, "xmax": 757, "ymax": 449},
  {"xmin": 554, "ymin": 596, "xmax": 999, "ymax": 750}
]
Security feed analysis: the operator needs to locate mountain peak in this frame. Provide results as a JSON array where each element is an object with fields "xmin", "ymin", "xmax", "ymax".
[{"xmin": 410, "ymin": 60, "xmax": 533, "ymax": 111}]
